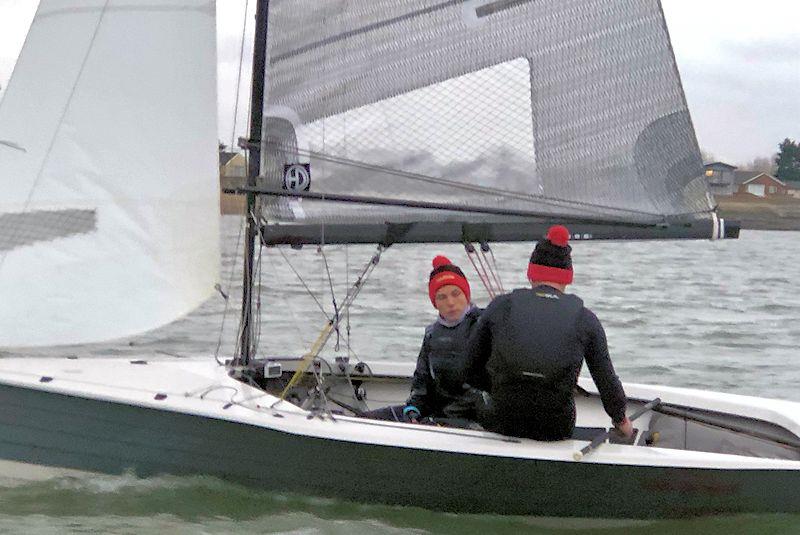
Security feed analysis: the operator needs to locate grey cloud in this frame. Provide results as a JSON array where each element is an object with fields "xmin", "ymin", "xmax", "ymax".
[{"xmin": 724, "ymin": 38, "xmax": 800, "ymax": 65}]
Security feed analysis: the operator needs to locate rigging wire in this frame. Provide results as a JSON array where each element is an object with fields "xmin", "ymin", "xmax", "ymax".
[
  {"xmin": 345, "ymin": 245, "xmax": 352, "ymax": 357},
  {"xmin": 231, "ymin": 202, "xmax": 257, "ymax": 363},
  {"xmin": 265, "ymin": 248, "xmax": 320, "ymax": 343},
  {"xmin": 229, "ymin": 0, "xmax": 252, "ymax": 150},
  {"xmin": 213, "ymin": 214, "xmax": 247, "ymax": 365},
  {"xmin": 275, "ymin": 246, "xmax": 331, "ymax": 321},
  {"xmin": 274, "ymin": 244, "xmax": 386, "ymax": 404},
  {"xmin": 318, "ymin": 245, "xmax": 341, "ymax": 350},
  {"xmin": 290, "ymin": 148, "xmax": 666, "ymax": 220},
  {"xmin": 227, "ymin": 0, "xmax": 256, "ymax": 366},
  {"xmin": 252, "ymin": 237, "xmax": 265, "ymax": 357}
]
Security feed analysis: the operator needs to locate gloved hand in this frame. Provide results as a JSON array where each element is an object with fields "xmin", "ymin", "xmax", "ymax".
[
  {"xmin": 402, "ymin": 405, "xmax": 421, "ymax": 423},
  {"xmin": 613, "ymin": 416, "xmax": 634, "ymax": 439}
]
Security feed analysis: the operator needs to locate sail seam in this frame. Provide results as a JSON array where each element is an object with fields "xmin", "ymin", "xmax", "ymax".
[{"xmin": 37, "ymin": 4, "xmax": 215, "ymax": 20}]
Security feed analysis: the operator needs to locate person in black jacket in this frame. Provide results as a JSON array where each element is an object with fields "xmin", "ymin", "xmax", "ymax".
[
  {"xmin": 362, "ymin": 255, "xmax": 482, "ymax": 423},
  {"xmin": 465, "ymin": 225, "xmax": 633, "ymax": 441}
]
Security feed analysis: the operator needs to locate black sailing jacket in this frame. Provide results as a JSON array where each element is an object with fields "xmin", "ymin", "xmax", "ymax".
[
  {"xmin": 465, "ymin": 286, "xmax": 626, "ymax": 440},
  {"xmin": 407, "ymin": 306, "xmax": 482, "ymax": 419}
]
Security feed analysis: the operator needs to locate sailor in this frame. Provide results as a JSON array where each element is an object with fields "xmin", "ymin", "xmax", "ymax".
[
  {"xmin": 362, "ymin": 255, "xmax": 482, "ymax": 423},
  {"xmin": 465, "ymin": 225, "xmax": 633, "ymax": 441}
]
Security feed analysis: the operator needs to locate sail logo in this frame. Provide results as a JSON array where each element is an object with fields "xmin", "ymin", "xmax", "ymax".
[{"xmin": 283, "ymin": 164, "xmax": 311, "ymax": 192}]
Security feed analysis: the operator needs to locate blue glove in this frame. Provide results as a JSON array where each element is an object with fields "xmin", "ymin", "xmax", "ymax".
[{"xmin": 402, "ymin": 405, "xmax": 421, "ymax": 423}]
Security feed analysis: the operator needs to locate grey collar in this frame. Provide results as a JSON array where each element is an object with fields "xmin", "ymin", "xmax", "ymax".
[{"xmin": 437, "ymin": 303, "xmax": 475, "ymax": 328}]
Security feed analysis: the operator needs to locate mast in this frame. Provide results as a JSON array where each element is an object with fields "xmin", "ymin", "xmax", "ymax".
[{"xmin": 236, "ymin": 0, "xmax": 270, "ymax": 367}]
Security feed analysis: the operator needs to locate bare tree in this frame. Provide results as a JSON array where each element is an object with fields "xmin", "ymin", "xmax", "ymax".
[
  {"xmin": 738, "ymin": 154, "xmax": 778, "ymax": 175},
  {"xmin": 699, "ymin": 149, "xmax": 716, "ymax": 164}
]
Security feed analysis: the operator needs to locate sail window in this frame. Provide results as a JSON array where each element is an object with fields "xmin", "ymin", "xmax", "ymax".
[{"xmin": 289, "ymin": 57, "xmax": 537, "ymax": 195}]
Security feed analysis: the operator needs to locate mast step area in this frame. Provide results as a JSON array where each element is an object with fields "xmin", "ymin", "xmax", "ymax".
[{"xmin": 259, "ymin": 219, "xmax": 739, "ymax": 246}]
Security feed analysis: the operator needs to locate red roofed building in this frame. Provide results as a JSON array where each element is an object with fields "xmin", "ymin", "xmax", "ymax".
[{"xmin": 736, "ymin": 173, "xmax": 788, "ymax": 197}]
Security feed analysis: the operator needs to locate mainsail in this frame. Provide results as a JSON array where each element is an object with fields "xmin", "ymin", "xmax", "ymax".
[
  {"xmin": 255, "ymin": 0, "xmax": 729, "ymax": 244},
  {"xmin": 0, "ymin": 0, "xmax": 220, "ymax": 347}
]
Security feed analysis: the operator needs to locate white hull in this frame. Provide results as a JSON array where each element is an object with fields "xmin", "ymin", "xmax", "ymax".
[{"xmin": 0, "ymin": 355, "xmax": 799, "ymax": 518}]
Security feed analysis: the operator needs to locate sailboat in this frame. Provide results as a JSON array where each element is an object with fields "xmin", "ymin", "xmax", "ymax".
[{"xmin": 1, "ymin": 0, "xmax": 799, "ymax": 520}]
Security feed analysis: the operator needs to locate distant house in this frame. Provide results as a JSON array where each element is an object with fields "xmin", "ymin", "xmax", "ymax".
[
  {"xmin": 219, "ymin": 151, "xmax": 246, "ymax": 178},
  {"xmin": 733, "ymin": 170, "xmax": 759, "ymax": 185},
  {"xmin": 219, "ymin": 151, "xmax": 247, "ymax": 214},
  {"xmin": 783, "ymin": 181, "xmax": 800, "ymax": 199},
  {"xmin": 704, "ymin": 162, "xmax": 738, "ymax": 196},
  {"xmin": 736, "ymin": 173, "xmax": 787, "ymax": 197}
]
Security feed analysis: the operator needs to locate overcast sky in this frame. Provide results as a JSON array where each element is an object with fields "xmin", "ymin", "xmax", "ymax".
[{"xmin": 1, "ymin": 1, "xmax": 798, "ymax": 165}]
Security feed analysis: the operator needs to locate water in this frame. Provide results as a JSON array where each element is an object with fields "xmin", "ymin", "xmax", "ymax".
[{"xmin": 2, "ymin": 217, "xmax": 800, "ymax": 533}]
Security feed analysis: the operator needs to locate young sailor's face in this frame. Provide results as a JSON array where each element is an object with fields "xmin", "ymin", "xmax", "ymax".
[{"xmin": 434, "ymin": 285, "xmax": 469, "ymax": 322}]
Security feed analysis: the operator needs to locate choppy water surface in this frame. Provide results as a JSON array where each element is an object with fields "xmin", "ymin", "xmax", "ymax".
[{"xmin": 3, "ymin": 217, "xmax": 800, "ymax": 533}]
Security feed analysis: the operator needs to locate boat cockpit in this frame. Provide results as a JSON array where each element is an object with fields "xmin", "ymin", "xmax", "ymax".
[{"xmin": 232, "ymin": 355, "xmax": 800, "ymax": 462}]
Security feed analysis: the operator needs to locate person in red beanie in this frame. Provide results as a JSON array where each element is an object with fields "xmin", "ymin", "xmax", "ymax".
[
  {"xmin": 464, "ymin": 225, "xmax": 633, "ymax": 441},
  {"xmin": 362, "ymin": 255, "xmax": 482, "ymax": 424}
]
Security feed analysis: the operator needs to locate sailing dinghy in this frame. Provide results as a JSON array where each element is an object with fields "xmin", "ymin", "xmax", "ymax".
[{"xmin": 2, "ymin": 0, "xmax": 800, "ymax": 520}]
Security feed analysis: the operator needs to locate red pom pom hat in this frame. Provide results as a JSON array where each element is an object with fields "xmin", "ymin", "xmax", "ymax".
[
  {"xmin": 527, "ymin": 225, "xmax": 574, "ymax": 285},
  {"xmin": 428, "ymin": 255, "xmax": 471, "ymax": 307}
]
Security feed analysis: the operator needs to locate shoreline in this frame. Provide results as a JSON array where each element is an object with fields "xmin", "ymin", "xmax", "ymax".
[
  {"xmin": 219, "ymin": 190, "xmax": 800, "ymax": 231},
  {"xmin": 717, "ymin": 196, "xmax": 800, "ymax": 231}
]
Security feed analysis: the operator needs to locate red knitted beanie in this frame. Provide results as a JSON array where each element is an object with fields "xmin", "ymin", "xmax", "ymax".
[{"xmin": 428, "ymin": 255, "xmax": 471, "ymax": 307}]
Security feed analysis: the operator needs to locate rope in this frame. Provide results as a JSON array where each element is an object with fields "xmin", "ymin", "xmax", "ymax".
[
  {"xmin": 464, "ymin": 243, "xmax": 496, "ymax": 299},
  {"xmin": 473, "ymin": 245, "xmax": 496, "ymax": 295},
  {"xmin": 276, "ymin": 245, "xmax": 385, "ymax": 403},
  {"xmin": 480, "ymin": 242, "xmax": 505, "ymax": 294},
  {"xmin": 486, "ymin": 244, "xmax": 504, "ymax": 292}
]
